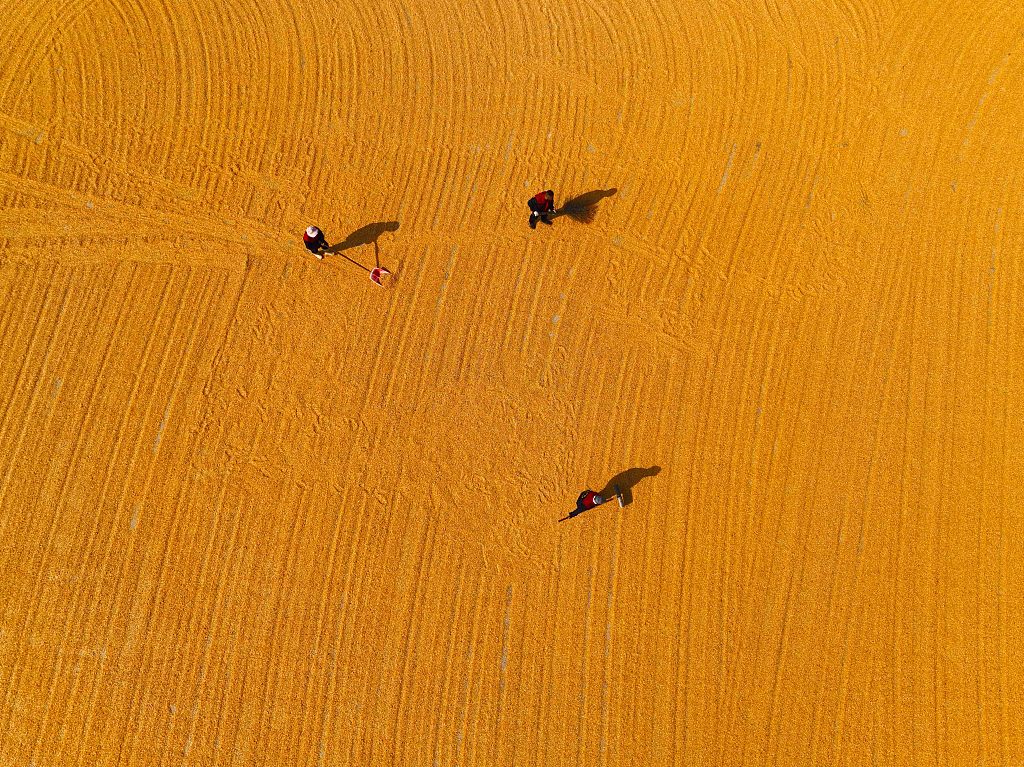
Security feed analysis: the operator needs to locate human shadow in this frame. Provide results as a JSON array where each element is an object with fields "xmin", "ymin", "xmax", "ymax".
[
  {"xmin": 326, "ymin": 221, "xmax": 399, "ymax": 255},
  {"xmin": 598, "ymin": 465, "xmax": 661, "ymax": 507},
  {"xmin": 323, "ymin": 220, "xmax": 399, "ymax": 271},
  {"xmin": 557, "ymin": 188, "xmax": 618, "ymax": 223}
]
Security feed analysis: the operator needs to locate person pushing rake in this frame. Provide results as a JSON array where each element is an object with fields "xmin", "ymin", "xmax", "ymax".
[
  {"xmin": 304, "ymin": 224, "xmax": 391, "ymax": 286},
  {"xmin": 304, "ymin": 225, "xmax": 330, "ymax": 258},
  {"xmin": 560, "ymin": 485, "xmax": 624, "ymax": 522}
]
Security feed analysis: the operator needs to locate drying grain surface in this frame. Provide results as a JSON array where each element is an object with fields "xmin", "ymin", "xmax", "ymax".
[{"xmin": 1, "ymin": 0, "xmax": 1022, "ymax": 764}]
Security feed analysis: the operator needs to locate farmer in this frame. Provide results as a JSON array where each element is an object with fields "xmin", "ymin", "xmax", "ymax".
[
  {"xmin": 303, "ymin": 225, "xmax": 329, "ymax": 259},
  {"xmin": 570, "ymin": 489, "xmax": 605, "ymax": 519},
  {"xmin": 528, "ymin": 190, "xmax": 556, "ymax": 229}
]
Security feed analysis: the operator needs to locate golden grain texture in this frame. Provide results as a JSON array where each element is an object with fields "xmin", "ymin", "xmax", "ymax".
[{"xmin": 1, "ymin": 0, "xmax": 1022, "ymax": 764}]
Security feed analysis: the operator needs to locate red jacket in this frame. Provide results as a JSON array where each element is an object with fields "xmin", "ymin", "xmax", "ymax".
[
  {"xmin": 576, "ymin": 490, "xmax": 601, "ymax": 512},
  {"xmin": 531, "ymin": 191, "xmax": 554, "ymax": 213}
]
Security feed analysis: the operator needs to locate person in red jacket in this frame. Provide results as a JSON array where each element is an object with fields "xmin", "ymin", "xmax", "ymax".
[
  {"xmin": 569, "ymin": 489, "xmax": 605, "ymax": 519},
  {"xmin": 528, "ymin": 190, "xmax": 556, "ymax": 229},
  {"xmin": 303, "ymin": 225, "xmax": 329, "ymax": 259}
]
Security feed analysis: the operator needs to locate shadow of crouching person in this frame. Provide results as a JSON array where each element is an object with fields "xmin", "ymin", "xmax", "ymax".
[{"xmin": 557, "ymin": 187, "xmax": 618, "ymax": 223}]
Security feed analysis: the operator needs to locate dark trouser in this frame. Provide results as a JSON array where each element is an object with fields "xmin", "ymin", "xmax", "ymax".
[
  {"xmin": 305, "ymin": 233, "xmax": 328, "ymax": 253},
  {"xmin": 528, "ymin": 202, "xmax": 553, "ymax": 229}
]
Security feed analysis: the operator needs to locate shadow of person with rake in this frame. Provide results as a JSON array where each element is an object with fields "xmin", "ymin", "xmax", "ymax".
[
  {"xmin": 324, "ymin": 221, "xmax": 399, "ymax": 285},
  {"xmin": 598, "ymin": 465, "xmax": 660, "ymax": 508},
  {"xmin": 557, "ymin": 188, "xmax": 617, "ymax": 224},
  {"xmin": 559, "ymin": 465, "xmax": 661, "ymax": 522}
]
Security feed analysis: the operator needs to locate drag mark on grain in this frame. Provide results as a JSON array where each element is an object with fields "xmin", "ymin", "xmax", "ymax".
[
  {"xmin": 0, "ymin": 270, "xmax": 119, "ymax": 734},
  {"xmin": 599, "ymin": 512, "xmax": 622, "ymax": 763},
  {"xmin": 494, "ymin": 584, "xmax": 513, "ymax": 741},
  {"xmin": 717, "ymin": 143, "xmax": 737, "ymax": 193},
  {"xmin": 152, "ymin": 405, "xmax": 171, "ymax": 454}
]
